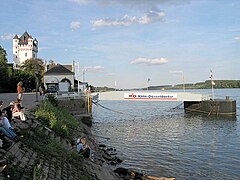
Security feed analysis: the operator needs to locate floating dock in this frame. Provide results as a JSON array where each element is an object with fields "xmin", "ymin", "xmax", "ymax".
[
  {"xmin": 92, "ymin": 91, "xmax": 236, "ymax": 116},
  {"xmin": 93, "ymin": 91, "xmax": 210, "ymax": 102},
  {"xmin": 184, "ymin": 97, "xmax": 236, "ymax": 116}
]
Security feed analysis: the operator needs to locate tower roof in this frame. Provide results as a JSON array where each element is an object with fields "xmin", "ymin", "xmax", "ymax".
[
  {"xmin": 19, "ymin": 31, "xmax": 31, "ymax": 45},
  {"xmin": 13, "ymin": 35, "xmax": 19, "ymax": 39}
]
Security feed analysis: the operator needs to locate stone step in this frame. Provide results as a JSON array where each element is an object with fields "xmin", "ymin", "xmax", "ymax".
[
  {"xmin": 31, "ymin": 121, "xmax": 40, "ymax": 129},
  {"xmin": 55, "ymin": 136, "xmax": 61, "ymax": 143},
  {"xmin": 49, "ymin": 132, "xmax": 55, "ymax": 140}
]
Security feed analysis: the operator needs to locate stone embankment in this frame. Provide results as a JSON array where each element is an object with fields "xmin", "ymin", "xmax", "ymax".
[{"xmin": 0, "ymin": 112, "xmax": 120, "ymax": 179}]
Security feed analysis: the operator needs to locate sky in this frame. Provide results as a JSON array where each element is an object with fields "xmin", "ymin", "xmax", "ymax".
[{"xmin": 0, "ymin": 0, "xmax": 240, "ymax": 89}]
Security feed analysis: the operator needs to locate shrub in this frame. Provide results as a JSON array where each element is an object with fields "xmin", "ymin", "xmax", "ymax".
[
  {"xmin": 45, "ymin": 94, "xmax": 58, "ymax": 106},
  {"xmin": 35, "ymin": 100, "xmax": 80, "ymax": 138}
]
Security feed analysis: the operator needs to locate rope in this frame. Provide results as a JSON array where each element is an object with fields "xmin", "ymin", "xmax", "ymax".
[
  {"xmin": 92, "ymin": 101, "xmax": 138, "ymax": 117},
  {"xmin": 172, "ymin": 102, "xmax": 184, "ymax": 110}
]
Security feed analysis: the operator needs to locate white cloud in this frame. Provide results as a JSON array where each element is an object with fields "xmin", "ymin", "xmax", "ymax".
[
  {"xmin": 233, "ymin": 36, "xmax": 240, "ymax": 40},
  {"xmin": 91, "ymin": 9, "xmax": 165, "ymax": 28},
  {"xmin": 70, "ymin": 21, "xmax": 81, "ymax": 31},
  {"xmin": 169, "ymin": 70, "xmax": 183, "ymax": 74},
  {"xmin": 84, "ymin": 66, "xmax": 105, "ymax": 72},
  {"xmin": 0, "ymin": 33, "xmax": 14, "ymax": 40},
  {"xmin": 131, "ymin": 57, "xmax": 168, "ymax": 65},
  {"xmin": 106, "ymin": 73, "xmax": 115, "ymax": 76},
  {"xmin": 70, "ymin": 0, "xmax": 88, "ymax": 4},
  {"xmin": 70, "ymin": 0, "xmax": 189, "ymax": 7}
]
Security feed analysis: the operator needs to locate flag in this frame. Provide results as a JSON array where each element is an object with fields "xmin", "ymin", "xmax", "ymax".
[
  {"xmin": 209, "ymin": 69, "xmax": 215, "ymax": 86},
  {"xmin": 209, "ymin": 69, "xmax": 213, "ymax": 80}
]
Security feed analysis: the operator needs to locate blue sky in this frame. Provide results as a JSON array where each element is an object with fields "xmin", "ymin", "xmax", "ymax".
[{"xmin": 1, "ymin": 0, "xmax": 240, "ymax": 89}]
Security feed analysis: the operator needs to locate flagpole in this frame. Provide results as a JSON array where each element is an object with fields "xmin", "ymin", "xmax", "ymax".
[
  {"xmin": 210, "ymin": 69, "xmax": 215, "ymax": 100},
  {"xmin": 211, "ymin": 82, "xmax": 214, "ymax": 100},
  {"xmin": 77, "ymin": 62, "xmax": 80, "ymax": 96},
  {"xmin": 147, "ymin": 78, "xmax": 150, "ymax": 91}
]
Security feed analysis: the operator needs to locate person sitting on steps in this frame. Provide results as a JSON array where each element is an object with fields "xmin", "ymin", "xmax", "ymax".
[
  {"xmin": 12, "ymin": 99, "xmax": 26, "ymax": 121},
  {"xmin": 76, "ymin": 137, "xmax": 94, "ymax": 161},
  {"xmin": 2, "ymin": 101, "xmax": 14, "ymax": 122},
  {"xmin": 0, "ymin": 112, "xmax": 18, "ymax": 141}
]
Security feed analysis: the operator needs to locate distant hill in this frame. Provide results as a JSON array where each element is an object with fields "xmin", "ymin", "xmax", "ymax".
[
  {"xmin": 148, "ymin": 80, "xmax": 240, "ymax": 90},
  {"xmin": 91, "ymin": 80, "xmax": 240, "ymax": 92}
]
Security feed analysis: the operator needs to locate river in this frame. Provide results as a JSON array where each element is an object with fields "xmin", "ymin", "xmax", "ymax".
[{"xmin": 92, "ymin": 89, "xmax": 240, "ymax": 180}]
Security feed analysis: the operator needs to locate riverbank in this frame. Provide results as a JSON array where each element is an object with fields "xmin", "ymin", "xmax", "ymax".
[
  {"xmin": 0, "ymin": 109, "xmax": 121, "ymax": 179},
  {"xmin": 0, "ymin": 93, "xmax": 120, "ymax": 179},
  {"xmin": 0, "ymin": 93, "xmax": 177, "ymax": 179}
]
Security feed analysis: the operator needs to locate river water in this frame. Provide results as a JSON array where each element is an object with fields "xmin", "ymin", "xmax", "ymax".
[{"xmin": 92, "ymin": 89, "xmax": 240, "ymax": 180}]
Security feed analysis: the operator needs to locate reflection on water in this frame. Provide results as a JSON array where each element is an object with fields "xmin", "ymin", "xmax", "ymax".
[{"xmin": 92, "ymin": 89, "xmax": 240, "ymax": 180}]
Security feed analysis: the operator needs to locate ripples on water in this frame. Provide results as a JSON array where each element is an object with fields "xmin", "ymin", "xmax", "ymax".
[{"xmin": 92, "ymin": 89, "xmax": 240, "ymax": 180}]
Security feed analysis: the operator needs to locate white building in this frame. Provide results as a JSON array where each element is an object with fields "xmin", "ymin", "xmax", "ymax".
[
  {"xmin": 13, "ymin": 31, "xmax": 38, "ymax": 69},
  {"xmin": 44, "ymin": 64, "xmax": 75, "ymax": 93}
]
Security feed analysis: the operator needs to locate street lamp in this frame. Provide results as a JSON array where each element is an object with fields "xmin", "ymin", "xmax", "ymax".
[
  {"xmin": 34, "ymin": 65, "xmax": 39, "ymax": 102},
  {"xmin": 169, "ymin": 70, "xmax": 185, "ymax": 92},
  {"xmin": 181, "ymin": 71, "xmax": 185, "ymax": 92},
  {"xmin": 83, "ymin": 69, "xmax": 86, "ymax": 82}
]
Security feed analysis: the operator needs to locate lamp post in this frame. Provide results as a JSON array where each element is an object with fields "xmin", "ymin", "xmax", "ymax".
[
  {"xmin": 83, "ymin": 69, "xmax": 86, "ymax": 82},
  {"xmin": 181, "ymin": 71, "xmax": 185, "ymax": 92},
  {"xmin": 35, "ymin": 65, "xmax": 39, "ymax": 102},
  {"xmin": 169, "ymin": 70, "xmax": 185, "ymax": 92}
]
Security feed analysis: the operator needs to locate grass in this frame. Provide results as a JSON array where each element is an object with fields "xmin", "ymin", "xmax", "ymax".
[
  {"xmin": 34, "ymin": 97, "xmax": 80, "ymax": 138},
  {"xmin": 3, "ymin": 96, "xmax": 95, "ymax": 179}
]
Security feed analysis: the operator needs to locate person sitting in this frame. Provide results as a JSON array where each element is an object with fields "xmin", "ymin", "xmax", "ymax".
[
  {"xmin": 0, "ymin": 111, "xmax": 14, "ymax": 130},
  {"xmin": 0, "ymin": 101, "xmax": 3, "ymax": 111},
  {"xmin": 12, "ymin": 99, "xmax": 26, "ymax": 121},
  {"xmin": 0, "ymin": 112, "xmax": 17, "ymax": 141},
  {"xmin": 76, "ymin": 137, "xmax": 94, "ymax": 161},
  {"xmin": 2, "ymin": 101, "xmax": 14, "ymax": 122}
]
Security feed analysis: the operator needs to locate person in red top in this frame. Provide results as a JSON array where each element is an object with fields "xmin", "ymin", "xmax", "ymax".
[{"xmin": 17, "ymin": 81, "xmax": 23, "ymax": 101}]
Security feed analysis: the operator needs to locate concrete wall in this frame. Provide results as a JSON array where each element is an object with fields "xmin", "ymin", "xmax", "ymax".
[{"xmin": 57, "ymin": 97, "xmax": 93, "ymax": 126}]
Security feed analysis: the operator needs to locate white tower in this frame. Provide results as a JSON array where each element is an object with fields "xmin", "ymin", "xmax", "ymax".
[{"xmin": 12, "ymin": 31, "xmax": 38, "ymax": 69}]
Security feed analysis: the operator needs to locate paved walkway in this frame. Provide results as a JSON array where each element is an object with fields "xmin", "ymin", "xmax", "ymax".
[{"xmin": 0, "ymin": 93, "xmax": 43, "ymax": 110}]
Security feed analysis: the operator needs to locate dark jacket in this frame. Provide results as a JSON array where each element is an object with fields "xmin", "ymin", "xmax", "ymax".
[{"xmin": 2, "ymin": 106, "xmax": 13, "ymax": 121}]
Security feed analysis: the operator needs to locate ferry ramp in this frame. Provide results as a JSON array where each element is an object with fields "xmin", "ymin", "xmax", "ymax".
[{"xmin": 92, "ymin": 91, "xmax": 210, "ymax": 102}]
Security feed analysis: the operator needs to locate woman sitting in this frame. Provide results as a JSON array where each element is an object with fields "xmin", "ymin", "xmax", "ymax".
[{"xmin": 12, "ymin": 99, "xmax": 26, "ymax": 121}]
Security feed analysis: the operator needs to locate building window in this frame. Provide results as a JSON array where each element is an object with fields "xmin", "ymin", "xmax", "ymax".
[
  {"xmin": 33, "ymin": 54, "xmax": 35, "ymax": 58},
  {"xmin": 15, "ymin": 51, "xmax": 17, "ymax": 53},
  {"xmin": 25, "ymin": 53, "xmax": 27, "ymax": 57}
]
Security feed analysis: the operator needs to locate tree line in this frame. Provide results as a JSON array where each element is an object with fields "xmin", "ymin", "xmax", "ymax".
[
  {"xmin": 149, "ymin": 80, "xmax": 240, "ymax": 90},
  {"xmin": 0, "ymin": 45, "xmax": 45, "ymax": 93}
]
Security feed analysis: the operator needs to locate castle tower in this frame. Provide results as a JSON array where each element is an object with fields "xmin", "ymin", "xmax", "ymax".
[{"xmin": 12, "ymin": 31, "xmax": 38, "ymax": 69}]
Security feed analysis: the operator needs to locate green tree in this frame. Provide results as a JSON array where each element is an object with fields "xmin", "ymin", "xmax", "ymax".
[
  {"xmin": 12, "ymin": 70, "xmax": 36, "ymax": 92},
  {"xmin": 0, "ymin": 46, "xmax": 8, "ymax": 89},
  {"xmin": 21, "ymin": 58, "xmax": 45, "ymax": 83}
]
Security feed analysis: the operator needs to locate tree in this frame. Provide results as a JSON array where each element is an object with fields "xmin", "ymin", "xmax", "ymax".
[
  {"xmin": 0, "ymin": 45, "xmax": 7, "ymax": 64},
  {"xmin": 11, "ymin": 70, "xmax": 36, "ymax": 92},
  {"xmin": 0, "ymin": 46, "xmax": 8, "ymax": 89},
  {"xmin": 21, "ymin": 58, "xmax": 45, "ymax": 83}
]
